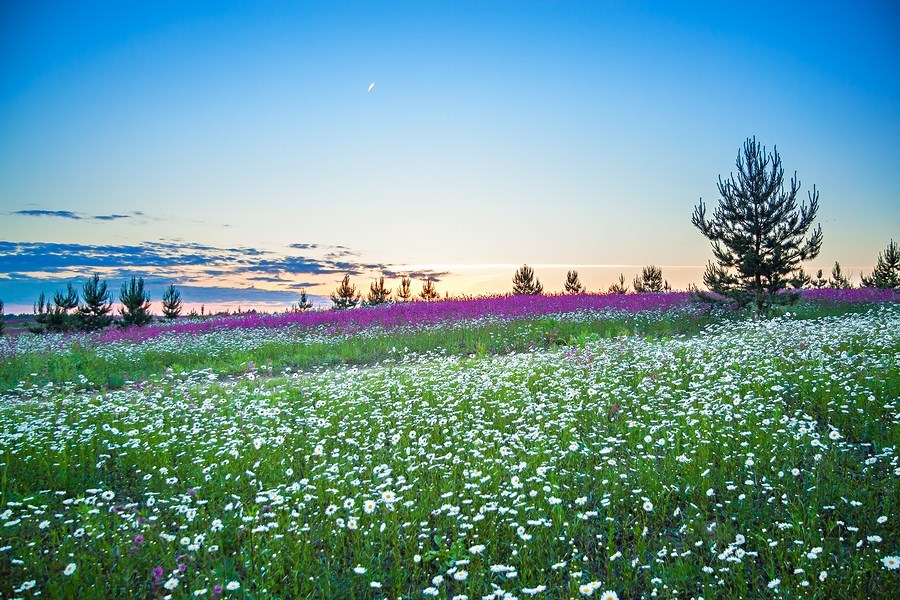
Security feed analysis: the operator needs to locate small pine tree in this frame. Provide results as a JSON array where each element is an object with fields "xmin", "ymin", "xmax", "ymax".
[
  {"xmin": 295, "ymin": 289, "xmax": 313, "ymax": 311},
  {"xmin": 564, "ymin": 270, "xmax": 584, "ymax": 294},
  {"xmin": 330, "ymin": 275, "xmax": 361, "ymax": 309},
  {"xmin": 692, "ymin": 137, "xmax": 822, "ymax": 316},
  {"xmin": 0, "ymin": 299, "xmax": 4, "ymax": 336},
  {"xmin": 608, "ymin": 273, "xmax": 629, "ymax": 294},
  {"xmin": 47, "ymin": 283, "xmax": 79, "ymax": 332},
  {"xmin": 633, "ymin": 265, "xmax": 671, "ymax": 293},
  {"xmin": 78, "ymin": 274, "xmax": 114, "ymax": 331},
  {"xmin": 861, "ymin": 240, "xmax": 900, "ymax": 290},
  {"xmin": 366, "ymin": 276, "xmax": 391, "ymax": 306},
  {"xmin": 396, "ymin": 277, "xmax": 412, "ymax": 302},
  {"xmin": 119, "ymin": 276, "xmax": 153, "ymax": 327},
  {"xmin": 161, "ymin": 284, "xmax": 183, "ymax": 319},
  {"xmin": 789, "ymin": 268, "xmax": 812, "ymax": 290},
  {"xmin": 419, "ymin": 279, "xmax": 440, "ymax": 301},
  {"xmin": 512, "ymin": 264, "xmax": 543, "ymax": 295},
  {"xmin": 28, "ymin": 292, "xmax": 50, "ymax": 334},
  {"xmin": 810, "ymin": 269, "xmax": 828, "ymax": 289},
  {"xmin": 829, "ymin": 261, "xmax": 852, "ymax": 289}
]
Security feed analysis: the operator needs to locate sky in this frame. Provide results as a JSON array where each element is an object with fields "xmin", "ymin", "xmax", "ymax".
[{"xmin": 1, "ymin": 0, "xmax": 899, "ymax": 312}]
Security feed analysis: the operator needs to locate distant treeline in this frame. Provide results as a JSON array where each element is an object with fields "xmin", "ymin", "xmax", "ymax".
[
  {"xmin": 0, "ymin": 240, "xmax": 897, "ymax": 336},
  {"xmin": 323, "ymin": 251, "xmax": 897, "ymax": 313}
]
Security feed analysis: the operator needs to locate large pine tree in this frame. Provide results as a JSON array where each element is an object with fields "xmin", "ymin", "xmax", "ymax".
[
  {"xmin": 692, "ymin": 137, "xmax": 822, "ymax": 316},
  {"xmin": 512, "ymin": 264, "xmax": 543, "ymax": 295},
  {"xmin": 861, "ymin": 240, "xmax": 900, "ymax": 290},
  {"xmin": 78, "ymin": 274, "xmax": 114, "ymax": 331}
]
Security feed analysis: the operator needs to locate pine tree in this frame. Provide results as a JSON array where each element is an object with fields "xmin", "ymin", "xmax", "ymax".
[
  {"xmin": 861, "ymin": 240, "xmax": 900, "ymax": 290},
  {"xmin": 77, "ymin": 274, "xmax": 114, "ymax": 331},
  {"xmin": 419, "ymin": 279, "xmax": 440, "ymax": 301},
  {"xmin": 161, "ymin": 284, "xmax": 183, "ymax": 319},
  {"xmin": 608, "ymin": 273, "xmax": 629, "ymax": 294},
  {"xmin": 790, "ymin": 268, "xmax": 812, "ymax": 290},
  {"xmin": 119, "ymin": 276, "xmax": 153, "ymax": 327},
  {"xmin": 0, "ymin": 299, "xmax": 4, "ymax": 336},
  {"xmin": 28, "ymin": 292, "xmax": 50, "ymax": 334},
  {"xmin": 564, "ymin": 270, "xmax": 584, "ymax": 294},
  {"xmin": 295, "ymin": 289, "xmax": 313, "ymax": 311},
  {"xmin": 810, "ymin": 269, "xmax": 828, "ymax": 289},
  {"xmin": 632, "ymin": 265, "xmax": 671, "ymax": 293},
  {"xmin": 692, "ymin": 137, "xmax": 822, "ymax": 316},
  {"xmin": 47, "ymin": 283, "xmax": 79, "ymax": 332},
  {"xmin": 366, "ymin": 276, "xmax": 391, "ymax": 306},
  {"xmin": 330, "ymin": 275, "xmax": 361, "ymax": 309},
  {"xmin": 829, "ymin": 261, "xmax": 852, "ymax": 289},
  {"xmin": 396, "ymin": 277, "xmax": 412, "ymax": 302},
  {"xmin": 512, "ymin": 264, "xmax": 543, "ymax": 295}
]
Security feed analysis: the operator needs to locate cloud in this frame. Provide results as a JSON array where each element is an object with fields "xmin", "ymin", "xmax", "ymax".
[
  {"xmin": 14, "ymin": 210, "xmax": 82, "ymax": 219},
  {"xmin": 381, "ymin": 268, "xmax": 450, "ymax": 281},
  {"xmin": 13, "ymin": 209, "xmax": 136, "ymax": 221},
  {"xmin": 0, "ymin": 241, "xmax": 227, "ymax": 273},
  {"xmin": 0, "ymin": 240, "xmax": 394, "ymax": 309},
  {"xmin": 289, "ymin": 243, "xmax": 319, "ymax": 250}
]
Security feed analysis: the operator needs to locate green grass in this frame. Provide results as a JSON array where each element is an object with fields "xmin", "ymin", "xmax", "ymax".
[
  {"xmin": 0, "ymin": 302, "xmax": 897, "ymax": 598},
  {"xmin": 0, "ymin": 299, "xmax": 880, "ymax": 393},
  {"xmin": 0, "ymin": 306, "xmax": 720, "ymax": 393}
]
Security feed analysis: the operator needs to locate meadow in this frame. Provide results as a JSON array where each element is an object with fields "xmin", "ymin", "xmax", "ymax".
[{"xmin": 0, "ymin": 291, "xmax": 898, "ymax": 598}]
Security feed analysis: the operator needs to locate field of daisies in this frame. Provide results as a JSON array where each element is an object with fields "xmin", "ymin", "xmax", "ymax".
[{"xmin": 0, "ymin": 293, "xmax": 898, "ymax": 599}]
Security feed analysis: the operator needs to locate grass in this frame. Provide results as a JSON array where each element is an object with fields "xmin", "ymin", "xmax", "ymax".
[
  {"xmin": 0, "ymin": 298, "xmax": 897, "ymax": 598},
  {"xmin": 0, "ymin": 303, "xmax": 717, "ymax": 393}
]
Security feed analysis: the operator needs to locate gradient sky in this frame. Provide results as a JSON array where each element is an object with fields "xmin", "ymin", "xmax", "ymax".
[{"xmin": 2, "ymin": 1, "xmax": 899, "ymax": 311}]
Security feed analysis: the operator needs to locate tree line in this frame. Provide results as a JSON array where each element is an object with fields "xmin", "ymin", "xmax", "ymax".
[
  {"xmin": 10, "ymin": 276, "xmax": 184, "ymax": 334},
  {"xmin": 320, "ymin": 244, "xmax": 897, "ymax": 312},
  {"xmin": 0, "ymin": 237, "xmax": 896, "ymax": 334}
]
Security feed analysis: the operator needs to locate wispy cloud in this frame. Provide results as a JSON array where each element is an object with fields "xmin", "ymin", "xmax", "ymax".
[
  {"xmin": 381, "ymin": 268, "xmax": 450, "ymax": 281},
  {"xmin": 12, "ymin": 209, "xmax": 137, "ymax": 221},
  {"xmin": 14, "ymin": 209, "xmax": 83, "ymax": 219}
]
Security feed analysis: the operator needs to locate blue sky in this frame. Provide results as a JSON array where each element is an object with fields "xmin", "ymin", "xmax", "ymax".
[{"xmin": 1, "ymin": 1, "xmax": 898, "ymax": 311}]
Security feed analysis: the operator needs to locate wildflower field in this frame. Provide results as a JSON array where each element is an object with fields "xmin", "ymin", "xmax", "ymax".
[{"xmin": 1, "ymin": 292, "xmax": 898, "ymax": 599}]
